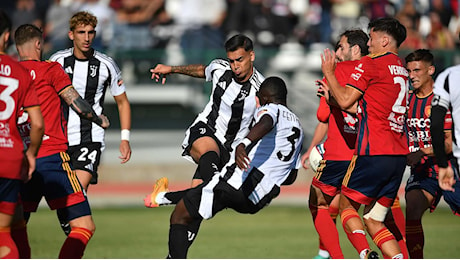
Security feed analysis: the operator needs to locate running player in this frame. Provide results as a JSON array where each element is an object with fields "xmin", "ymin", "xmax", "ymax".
[
  {"xmin": 404, "ymin": 48, "xmax": 460, "ymax": 258},
  {"xmin": 49, "ymin": 11, "xmax": 132, "ymax": 233},
  {"xmin": 13, "ymin": 23, "xmax": 110, "ymax": 258},
  {"xmin": 0, "ymin": 11, "xmax": 44, "ymax": 259},
  {"xmin": 321, "ymin": 17, "xmax": 408, "ymax": 258},
  {"xmin": 303, "ymin": 29, "xmax": 369, "ymax": 259},
  {"xmin": 145, "ymin": 76, "xmax": 303, "ymax": 258},
  {"xmin": 150, "ymin": 34, "xmax": 264, "ymax": 189}
]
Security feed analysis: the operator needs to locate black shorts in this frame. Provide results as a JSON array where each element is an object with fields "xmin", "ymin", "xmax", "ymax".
[
  {"xmin": 182, "ymin": 121, "xmax": 231, "ymax": 167},
  {"xmin": 183, "ymin": 168, "xmax": 280, "ymax": 220},
  {"xmin": 67, "ymin": 142, "xmax": 103, "ymax": 185}
]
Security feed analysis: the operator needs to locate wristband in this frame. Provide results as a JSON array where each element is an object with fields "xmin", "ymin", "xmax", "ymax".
[
  {"xmin": 121, "ymin": 129, "xmax": 130, "ymax": 141},
  {"xmin": 241, "ymin": 138, "xmax": 251, "ymax": 147}
]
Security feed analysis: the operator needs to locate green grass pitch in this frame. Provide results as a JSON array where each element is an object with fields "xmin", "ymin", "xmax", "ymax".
[{"xmin": 26, "ymin": 205, "xmax": 460, "ymax": 258}]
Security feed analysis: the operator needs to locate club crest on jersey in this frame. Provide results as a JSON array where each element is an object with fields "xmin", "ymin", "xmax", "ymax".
[
  {"xmin": 237, "ymin": 90, "xmax": 249, "ymax": 101},
  {"xmin": 90, "ymin": 65, "xmax": 98, "ymax": 77}
]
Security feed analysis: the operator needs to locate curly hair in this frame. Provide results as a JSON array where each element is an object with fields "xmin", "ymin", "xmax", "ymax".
[{"xmin": 69, "ymin": 11, "xmax": 98, "ymax": 31}]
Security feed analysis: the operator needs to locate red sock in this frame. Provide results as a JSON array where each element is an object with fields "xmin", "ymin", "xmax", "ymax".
[
  {"xmin": 59, "ymin": 227, "xmax": 93, "ymax": 259},
  {"xmin": 406, "ymin": 219, "xmax": 424, "ymax": 259},
  {"xmin": 341, "ymin": 208, "xmax": 370, "ymax": 255},
  {"xmin": 11, "ymin": 220, "xmax": 31, "ymax": 259},
  {"xmin": 0, "ymin": 227, "xmax": 19, "ymax": 259},
  {"xmin": 391, "ymin": 197, "xmax": 406, "ymax": 238},
  {"xmin": 315, "ymin": 208, "xmax": 343, "ymax": 258},
  {"xmin": 372, "ymin": 227, "xmax": 396, "ymax": 258}
]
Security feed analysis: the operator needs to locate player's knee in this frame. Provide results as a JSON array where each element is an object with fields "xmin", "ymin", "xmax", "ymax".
[
  {"xmin": 363, "ymin": 202, "xmax": 389, "ymax": 223},
  {"xmin": 69, "ymin": 215, "xmax": 96, "ymax": 233}
]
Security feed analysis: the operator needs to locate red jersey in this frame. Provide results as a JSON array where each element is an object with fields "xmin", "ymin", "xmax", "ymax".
[
  {"xmin": 19, "ymin": 60, "xmax": 71, "ymax": 158},
  {"xmin": 0, "ymin": 54, "xmax": 39, "ymax": 179},
  {"xmin": 347, "ymin": 52, "xmax": 409, "ymax": 155},
  {"xmin": 319, "ymin": 61, "xmax": 359, "ymax": 160}
]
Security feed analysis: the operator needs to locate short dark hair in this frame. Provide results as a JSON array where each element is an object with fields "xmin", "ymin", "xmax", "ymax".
[
  {"xmin": 14, "ymin": 24, "xmax": 43, "ymax": 46},
  {"xmin": 405, "ymin": 49, "xmax": 434, "ymax": 65},
  {"xmin": 260, "ymin": 76, "xmax": 287, "ymax": 102},
  {"xmin": 225, "ymin": 34, "xmax": 254, "ymax": 52},
  {"xmin": 368, "ymin": 17, "xmax": 407, "ymax": 47},
  {"xmin": 340, "ymin": 29, "xmax": 369, "ymax": 56},
  {"xmin": 0, "ymin": 9, "xmax": 11, "ymax": 35}
]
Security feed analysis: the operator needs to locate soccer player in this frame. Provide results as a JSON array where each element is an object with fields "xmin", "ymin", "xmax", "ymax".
[
  {"xmin": 150, "ymin": 34, "xmax": 264, "ymax": 189},
  {"xmin": 13, "ymin": 23, "xmax": 110, "ymax": 258},
  {"xmin": 431, "ymin": 51, "xmax": 460, "ymax": 192},
  {"xmin": 321, "ymin": 17, "xmax": 409, "ymax": 258},
  {"xmin": 0, "ymin": 11, "xmax": 44, "ymax": 259},
  {"xmin": 145, "ymin": 76, "xmax": 303, "ymax": 258},
  {"xmin": 302, "ymin": 29, "xmax": 369, "ymax": 259},
  {"xmin": 49, "ymin": 11, "xmax": 132, "ymax": 233},
  {"xmin": 404, "ymin": 49, "xmax": 460, "ymax": 258}
]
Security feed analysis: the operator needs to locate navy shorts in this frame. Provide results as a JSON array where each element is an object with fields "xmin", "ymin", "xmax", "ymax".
[
  {"xmin": 342, "ymin": 155, "xmax": 406, "ymax": 207},
  {"xmin": 0, "ymin": 178, "xmax": 22, "ymax": 215},
  {"xmin": 21, "ymin": 152, "xmax": 91, "ymax": 220},
  {"xmin": 68, "ymin": 142, "xmax": 103, "ymax": 184},
  {"xmin": 312, "ymin": 160, "xmax": 350, "ymax": 197}
]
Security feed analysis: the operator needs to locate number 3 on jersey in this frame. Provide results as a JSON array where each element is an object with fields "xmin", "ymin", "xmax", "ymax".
[
  {"xmin": 277, "ymin": 127, "xmax": 301, "ymax": 162},
  {"xmin": 0, "ymin": 76, "xmax": 19, "ymax": 120}
]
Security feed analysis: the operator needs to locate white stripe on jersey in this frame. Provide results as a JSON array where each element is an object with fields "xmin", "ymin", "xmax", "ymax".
[
  {"xmin": 49, "ymin": 48, "xmax": 126, "ymax": 145},
  {"xmin": 224, "ymin": 103, "xmax": 304, "ymax": 203},
  {"xmin": 182, "ymin": 59, "xmax": 264, "ymax": 157},
  {"xmin": 433, "ymin": 64, "xmax": 460, "ymax": 161}
]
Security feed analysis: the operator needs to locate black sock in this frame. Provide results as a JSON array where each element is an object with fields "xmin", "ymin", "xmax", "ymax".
[
  {"xmin": 186, "ymin": 218, "xmax": 202, "ymax": 247},
  {"xmin": 168, "ymin": 224, "xmax": 190, "ymax": 259},
  {"xmin": 198, "ymin": 151, "xmax": 220, "ymax": 182},
  {"xmin": 165, "ymin": 190, "xmax": 190, "ymax": 204}
]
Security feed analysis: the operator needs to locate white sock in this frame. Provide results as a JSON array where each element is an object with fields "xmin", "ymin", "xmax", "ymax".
[
  {"xmin": 318, "ymin": 249, "xmax": 330, "ymax": 258},
  {"xmin": 155, "ymin": 191, "xmax": 172, "ymax": 205}
]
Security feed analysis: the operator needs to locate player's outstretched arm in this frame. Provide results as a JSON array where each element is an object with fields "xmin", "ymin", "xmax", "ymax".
[
  {"xmin": 60, "ymin": 86, "xmax": 110, "ymax": 128},
  {"xmin": 150, "ymin": 64, "xmax": 206, "ymax": 84},
  {"xmin": 114, "ymin": 93, "xmax": 132, "ymax": 164}
]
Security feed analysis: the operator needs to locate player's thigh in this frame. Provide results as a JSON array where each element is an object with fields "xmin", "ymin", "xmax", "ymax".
[
  {"xmin": 36, "ymin": 153, "xmax": 87, "ymax": 210},
  {"xmin": 312, "ymin": 160, "xmax": 349, "ymax": 198},
  {"xmin": 342, "ymin": 155, "xmax": 406, "ymax": 206},
  {"xmin": 68, "ymin": 143, "xmax": 103, "ymax": 185},
  {"xmin": 0, "ymin": 178, "xmax": 21, "ymax": 225},
  {"xmin": 190, "ymin": 137, "xmax": 220, "ymax": 161}
]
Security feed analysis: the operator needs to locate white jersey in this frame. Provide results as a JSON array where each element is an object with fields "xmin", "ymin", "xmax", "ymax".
[
  {"xmin": 49, "ymin": 48, "xmax": 126, "ymax": 146},
  {"xmin": 223, "ymin": 104, "xmax": 303, "ymax": 203},
  {"xmin": 433, "ymin": 64, "xmax": 460, "ymax": 160},
  {"xmin": 182, "ymin": 58, "xmax": 264, "ymax": 154}
]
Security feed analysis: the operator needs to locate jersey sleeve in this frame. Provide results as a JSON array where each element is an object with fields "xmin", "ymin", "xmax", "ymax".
[
  {"xmin": 205, "ymin": 59, "xmax": 228, "ymax": 82},
  {"xmin": 48, "ymin": 61, "xmax": 72, "ymax": 93},
  {"xmin": 316, "ymin": 97, "xmax": 330, "ymax": 123},
  {"xmin": 254, "ymin": 104, "xmax": 278, "ymax": 127},
  {"xmin": 106, "ymin": 58, "xmax": 126, "ymax": 97},
  {"xmin": 432, "ymin": 69, "xmax": 451, "ymax": 110}
]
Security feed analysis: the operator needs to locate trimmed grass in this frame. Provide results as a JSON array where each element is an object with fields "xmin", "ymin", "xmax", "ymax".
[{"xmin": 27, "ymin": 205, "xmax": 460, "ymax": 258}]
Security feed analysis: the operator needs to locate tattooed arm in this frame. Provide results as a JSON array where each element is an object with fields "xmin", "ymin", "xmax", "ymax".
[
  {"xmin": 150, "ymin": 64, "xmax": 206, "ymax": 84},
  {"xmin": 59, "ymin": 86, "xmax": 110, "ymax": 128}
]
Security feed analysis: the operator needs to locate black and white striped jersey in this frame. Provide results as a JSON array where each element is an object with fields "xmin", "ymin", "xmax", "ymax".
[
  {"xmin": 198, "ymin": 103, "xmax": 304, "ymax": 219},
  {"xmin": 433, "ymin": 64, "xmax": 460, "ymax": 161},
  {"xmin": 49, "ymin": 48, "xmax": 126, "ymax": 146},
  {"xmin": 182, "ymin": 58, "xmax": 265, "ymax": 159}
]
